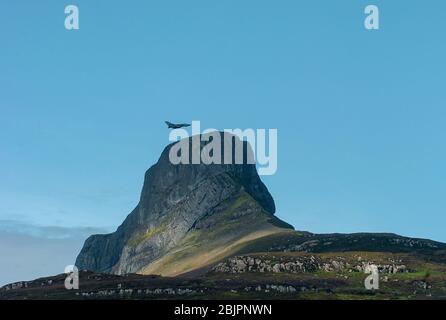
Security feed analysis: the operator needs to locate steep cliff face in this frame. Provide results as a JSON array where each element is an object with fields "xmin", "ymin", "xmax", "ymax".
[{"xmin": 75, "ymin": 132, "xmax": 293, "ymax": 276}]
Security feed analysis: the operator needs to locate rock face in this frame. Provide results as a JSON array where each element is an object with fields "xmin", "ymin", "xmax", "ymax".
[
  {"xmin": 212, "ymin": 255, "xmax": 411, "ymax": 274},
  {"xmin": 75, "ymin": 132, "xmax": 293, "ymax": 275}
]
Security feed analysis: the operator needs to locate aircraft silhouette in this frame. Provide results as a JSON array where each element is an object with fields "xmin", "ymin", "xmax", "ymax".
[{"xmin": 165, "ymin": 121, "xmax": 191, "ymax": 129}]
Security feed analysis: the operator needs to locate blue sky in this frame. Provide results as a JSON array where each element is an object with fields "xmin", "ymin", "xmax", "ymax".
[{"xmin": 1, "ymin": 1, "xmax": 446, "ymax": 284}]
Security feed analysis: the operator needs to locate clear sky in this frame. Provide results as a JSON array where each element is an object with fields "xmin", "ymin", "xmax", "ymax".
[{"xmin": 1, "ymin": 1, "xmax": 445, "ymax": 284}]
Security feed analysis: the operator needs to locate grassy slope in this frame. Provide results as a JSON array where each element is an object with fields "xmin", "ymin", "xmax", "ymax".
[
  {"xmin": 136, "ymin": 191, "xmax": 446, "ymax": 278},
  {"xmin": 139, "ymin": 192, "xmax": 293, "ymax": 276},
  {"xmin": 200, "ymin": 251, "xmax": 446, "ymax": 300},
  {"xmin": 3, "ymin": 251, "xmax": 445, "ymax": 300}
]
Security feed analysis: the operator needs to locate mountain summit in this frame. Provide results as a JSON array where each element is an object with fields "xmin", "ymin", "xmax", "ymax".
[
  {"xmin": 5, "ymin": 132, "xmax": 446, "ymax": 300},
  {"xmin": 76, "ymin": 132, "xmax": 293, "ymax": 276}
]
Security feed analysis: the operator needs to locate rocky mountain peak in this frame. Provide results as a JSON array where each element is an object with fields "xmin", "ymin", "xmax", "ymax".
[{"xmin": 75, "ymin": 132, "xmax": 292, "ymax": 276}]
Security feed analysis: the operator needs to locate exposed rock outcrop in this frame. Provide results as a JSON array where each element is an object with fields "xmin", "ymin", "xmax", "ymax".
[
  {"xmin": 212, "ymin": 254, "xmax": 411, "ymax": 274},
  {"xmin": 75, "ymin": 132, "xmax": 293, "ymax": 275}
]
